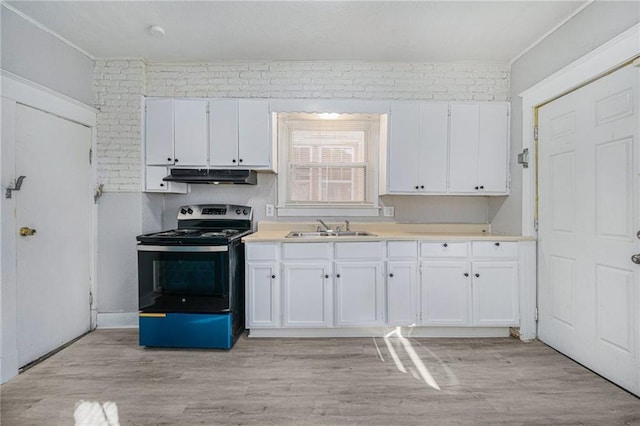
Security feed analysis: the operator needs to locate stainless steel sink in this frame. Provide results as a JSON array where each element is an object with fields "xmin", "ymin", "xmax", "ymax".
[{"xmin": 285, "ymin": 231, "xmax": 377, "ymax": 238}]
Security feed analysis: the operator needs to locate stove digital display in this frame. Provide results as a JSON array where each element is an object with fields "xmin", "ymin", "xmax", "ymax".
[{"xmin": 201, "ymin": 208, "xmax": 226, "ymax": 215}]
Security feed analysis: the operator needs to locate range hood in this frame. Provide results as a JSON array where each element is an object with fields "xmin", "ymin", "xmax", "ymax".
[{"xmin": 163, "ymin": 169, "xmax": 257, "ymax": 185}]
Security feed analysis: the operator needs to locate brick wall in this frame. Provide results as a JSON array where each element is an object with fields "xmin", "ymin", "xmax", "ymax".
[{"xmin": 95, "ymin": 60, "xmax": 509, "ymax": 191}]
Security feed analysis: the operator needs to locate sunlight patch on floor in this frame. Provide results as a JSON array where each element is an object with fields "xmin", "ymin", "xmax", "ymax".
[
  {"xmin": 379, "ymin": 327, "xmax": 442, "ymax": 391},
  {"xmin": 74, "ymin": 401, "xmax": 119, "ymax": 426}
]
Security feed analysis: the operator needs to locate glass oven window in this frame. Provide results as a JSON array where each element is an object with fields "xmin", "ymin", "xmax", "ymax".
[{"xmin": 153, "ymin": 259, "xmax": 225, "ymax": 296}]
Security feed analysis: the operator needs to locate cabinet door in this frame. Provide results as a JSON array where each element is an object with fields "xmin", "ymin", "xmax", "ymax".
[
  {"xmin": 421, "ymin": 260, "xmax": 472, "ymax": 325},
  {"xmin": 246, "ymin": 262, "xmax": 279, "ymax": 328},
  {"xmin": 388, "ymin": 102, "xmax": 420, "ymax": 193},
  {"xmin": 145, "ymin": 99, "xmax": 174, "ymax": 165},
  {"xmin": 478, "ymin": 103, "xmax": 509, "ymax": 193},
  {"xmin": 173, "ymin": 99, "xmax": 208, "ymax": 166},
  {"xmin": 282, "ymin": 262, "xmax": 332, "ymax": 327},
  {"xmin": 238, "ymin": 99, "xmax": 271, "ymax": 167},
  {"xmin": 449, "ymin": 103, "xmax": 480, "ymax": 193},
  {"xmin": 209, "ymin": 99, "xmax": 239, "ymax": 167},
  {"xmin": 334, "ymin": 262, "xmax": 384, "ymax": 326},
  {"xmin": 472, "ymin": 262, "xmax": 519, "ymax": 326},
  {"xmin": 144, "ymin": 166, "xmax": 187, "ymax": 193},
  {"xmin": 387, "ymin": 261, "xmax": 418, "ymax": 326},
  {"xmin": 418, "ymin": 103, "xmax": 449, "ymax": 192}
]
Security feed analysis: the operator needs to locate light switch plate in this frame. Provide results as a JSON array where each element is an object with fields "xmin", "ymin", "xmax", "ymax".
[
  {"xmin": 265, "ymin": 204, "xmax": 275, "ymax": 217},
  {"xmin": 383, "ymin": 206, "xmax": 394, "ymax": 217}
]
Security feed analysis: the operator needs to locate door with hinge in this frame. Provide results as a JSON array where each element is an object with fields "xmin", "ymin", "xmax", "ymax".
[
  {"xmin": 15, "ymin": 104, "xmax": 92, "ymax": 367},
  {"xmin": 537, "ymin": 63, "xmax": 639, "ymax": 396}
]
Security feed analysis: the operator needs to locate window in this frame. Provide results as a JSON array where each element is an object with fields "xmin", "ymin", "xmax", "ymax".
[{"xmin": 277, "ymin": 112, "xmax": 384, "ymax": 216}]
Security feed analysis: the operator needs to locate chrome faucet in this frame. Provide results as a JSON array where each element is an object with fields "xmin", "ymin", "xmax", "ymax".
[
  {"xmin": 317, "ymin": 219, "xmax": 330, "ymax": 231},
  {"xmin": 344, "ymin": 220, "xmax": 350, "ymax": 232}
]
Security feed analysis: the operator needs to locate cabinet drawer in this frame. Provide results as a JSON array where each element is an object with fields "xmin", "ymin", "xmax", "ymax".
[
  {"xmin": 472, "ymin": 241, "xmax": 518, "ymax": 259},
  {"xmin": 387, "ymin": 241, "xmax": 418, "ymax": 259},
  {"xmin": 282, "ymin": 243, "xmax": 331, "ymax": 260},
  {"xmin": 246, "ymin": 244, "xmax": 278, "ymax": 261},
  {"xmin": 334, "ymin": 242, "xmax": 383, "ymax": 260},
  {"xmin": 420, "ymin": 242, "xmax": 468, "ymax": 258}
]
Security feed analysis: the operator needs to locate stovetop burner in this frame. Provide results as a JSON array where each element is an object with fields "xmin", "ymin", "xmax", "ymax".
[{"xmin": 136, "ymin": 204, "xmax": 253, "ymax": 246}]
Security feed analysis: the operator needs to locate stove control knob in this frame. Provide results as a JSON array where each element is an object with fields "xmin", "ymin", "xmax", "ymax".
[
  {"xmin": 243, "ymin": 209, "xmax": 249, "ymax": 215},
  {"xmin": 180, "ymin": 208, "xmax": 187, "ymax": 215},
  {"xmin": 235, "ymin": 209, "xmax": 242, "ymax": 215},
  {"xmin": 187, "ymin": 208, "xmax": 193, "ymax": 214}
]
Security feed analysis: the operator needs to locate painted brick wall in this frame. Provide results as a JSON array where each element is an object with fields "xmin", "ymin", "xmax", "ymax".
[
  {"xmin": 95, "ymin": 60, "xmax": 509, "ymax": 191},
  {"xmin": 94, "ymin": 59, "xmax": 146, "ymax": 192}
]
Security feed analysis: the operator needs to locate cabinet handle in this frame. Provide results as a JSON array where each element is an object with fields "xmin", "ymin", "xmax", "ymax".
[
  {"xmin": 420, "ymin": 185, "xmax": 424, "ymax": 189},
  {"xmin": 389, "ymin": 273, "xmax": 394, "ymax": 278},
  {"xmin": 174, "ymin": 158, "xmax": 179, "ymax": 163},
  {"xmin": 475, "ymin": 273, "xmax": 480, "ymax": 278},
  {"xmin": 324, "ymin": 274, "xmax": 329, "ymax": 279},
  {"xmin": 336, "ymin": 274, "xmax": 341, "ymax": 278},
  {"xmin": 167, "ymin": 157, "xmax": 172, "ymax": 162},
  {"xmin": 271, "ymin": 275, "xmax": 276, "ymax": 279},
  {"xmin": 415, "ymin": 185, "xmax": 419, "ymax": 190},
  {"xmin": 232, "ymin": 159, "xmax": 237, "ymax": 163},
  {"xmin": 479, "ymin": 185, "xmax": 484, "ymax": 189},
  {"xmin": 464, "ymin": 273, "xmax": 469, "ymax": 277},
  {"xmin": 443, "ymin": 243, "xmax": 448, "ymax": 248},
  {"xmin": 474, "ymin": 186, "xmax": 479, "ymax": 190},
  {"xmin": 494, "ymin": 242, "xmax": 500, "ymax": 247},
  {"xmin": 239, "ymin": 159, "xmax": 243, "ymax": 163},
  {"xmin": 159, "ymin": 183, "xmax": 164, "ymax": 187}
]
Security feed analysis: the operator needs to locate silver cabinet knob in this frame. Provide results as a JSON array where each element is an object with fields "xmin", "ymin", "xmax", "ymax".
[{"xmin": 632, "ymin": 254, "xmax": 640, "ymax": 265}]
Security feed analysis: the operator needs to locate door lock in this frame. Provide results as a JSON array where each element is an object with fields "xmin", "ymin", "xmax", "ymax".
[
  {"xmin": 19, "ymin": 227, "xmax": 37, "ymax": 237},
  {"xmin": 632, "ymin": 254, "xmax": 640, "ymax": 265}
]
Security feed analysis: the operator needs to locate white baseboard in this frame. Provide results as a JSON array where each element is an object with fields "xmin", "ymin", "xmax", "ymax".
[
  {"xmin": 247, "ymin": 326, "xmax": 511, "ymax": 338},
  {"xmin": 97, "ymin": 312, "xmax": 138, "ymax": 329}
]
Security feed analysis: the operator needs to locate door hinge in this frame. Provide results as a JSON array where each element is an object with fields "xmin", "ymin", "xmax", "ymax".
[
  {"xmin": 533, "ymin": 218, "xmax": 539, "ymax": 232},
  {"xmin": 89, "ymin": 291, "xmax": 94, "ymax": 306},
  {"xmin": 89, "ymin": 148, "xmax": 93, "ymax": 165},
  {"xmin": 534, "ymin": 307, "xmax": 539, "ymax": 322},
  {"xmin": 533, "ymin": 125, "xmax": 539, "ymax": 141}
]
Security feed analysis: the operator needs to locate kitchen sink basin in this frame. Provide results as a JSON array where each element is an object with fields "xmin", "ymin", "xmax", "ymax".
[{"xmin": 285, "ymin": 231, "xmax": 377, "ymax": 238}]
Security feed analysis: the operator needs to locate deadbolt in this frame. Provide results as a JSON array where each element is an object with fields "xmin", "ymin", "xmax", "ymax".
[
  {"xmin": 19, "ymin": 227, "xmax": 37, "ymax": 237},
  {"xmin": 632, "ymin": 254, "xmax": 640, "ymax": 265}
]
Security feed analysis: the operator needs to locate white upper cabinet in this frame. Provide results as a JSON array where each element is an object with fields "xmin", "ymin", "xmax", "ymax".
[
  {"xmin": 387, "ymin": 102, "xmax": 448, "ymax": 194},
  {"xmin": 145, "ymin": 98, "xmax": 208, "ymax": 167},
  {"xmin": 208, "ymin": 99, "xmax": 272, "ymax": 169},
  {"xmin": 449, "ymin": 103, "xmax": 509, "ymax": 194},
  {"xmin": 173, "ymin": 99, "xmax": 208, "ymax": 167},
  {"xmin": 145, "ymin": 99, "xmax": 174, "ymax": 165},
  {"xmin": 238, "ymin": 100, "xmax": 272, "ymax": 168},
  {"xmin": 209, "ymin": 99, "xmax": 239, "ymax": 167}
]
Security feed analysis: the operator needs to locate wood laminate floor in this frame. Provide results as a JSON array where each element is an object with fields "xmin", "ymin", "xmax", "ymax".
[{"xmin": 1, "ymin": 329, "xmax": 639, "ymax": 425}]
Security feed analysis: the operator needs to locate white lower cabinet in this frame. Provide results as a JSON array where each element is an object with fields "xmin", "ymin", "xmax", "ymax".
[
  {"xmin": 245, "ymin": 239, "xmax": 522, "ymax": 334},
  {"xmin": 472, "ymin": 261, "xmax": 519, "ymax": 326},
  {"xmin": 334, "ymin": 262, "xmax": 384, "ymax": 326},
  {"xmin": 387, "ymin": 261, "xmax": 418, "ymax": 326},
  {"xmin": 282, "ymin": 262, "xmax": 332, "ymax": 327},
  {"xmin": 246, "ymin": 262, "xmax": 279, "ymax": 328},
  {"xmin": 421, "ymin": 260, "xmax": 472, "ymax": 325}
]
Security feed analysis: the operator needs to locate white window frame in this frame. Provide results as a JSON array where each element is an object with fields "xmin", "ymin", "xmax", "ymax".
[{"xmin": 276, "ymin": 112, "xmax": 383, "ymax": 217}]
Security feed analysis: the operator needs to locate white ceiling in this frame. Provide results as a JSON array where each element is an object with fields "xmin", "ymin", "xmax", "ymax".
[{"xmin": 6, "ymin": 1, "xmax": 588, "ymax": 63}]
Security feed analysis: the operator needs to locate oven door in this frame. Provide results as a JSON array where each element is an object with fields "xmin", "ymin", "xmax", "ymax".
[{"xmin": 137, "ymin": 245, "xmax": 231, "ymax": 313}]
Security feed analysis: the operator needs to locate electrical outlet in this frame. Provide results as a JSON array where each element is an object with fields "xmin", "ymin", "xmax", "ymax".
[
  {"xmin": 265, "ymin": 204, "xmax": 275, "ymax": 217},
  {"xmin": 383, "ymin": 206, "xmax": 394, "ymax": 217}
]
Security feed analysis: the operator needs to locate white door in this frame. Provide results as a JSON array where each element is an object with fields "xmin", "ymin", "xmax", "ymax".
[
  {"xmin": 209, "ymin": 99, "xmax": 239, "ymax": 167},
  {"xmin": 15, "ymin": 104, "xmax": 92, "ymax": 367},
  {"xmin": 145, "ymin": 98, "xmax": 174, "ymax": 165},
  {"xmin": 538, "ymin": 63, "xmax": 639, "ymax": 396},
  {"xmin": 388, "ymin": 102, "xmax": 420, "ymax": 193},
  {"xmin": 238, "ymin": 99, "xmax": 271, "ymax": 167},
  {"xmin": 472, "ymin": 262, "xmax": 519, "ymax": 326},
  {"xmin": 246, "ymin": 262, "xmax": 279, "ymax": 328},
  {"xmin": 449, "ymin": 104, "xmax": 480, "ymax": 193}
]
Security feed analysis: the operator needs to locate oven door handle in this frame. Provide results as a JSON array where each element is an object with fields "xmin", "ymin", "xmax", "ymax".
[{"xmin": 137, "ymin": 245, "xmax": 229, "ymax": 252}]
